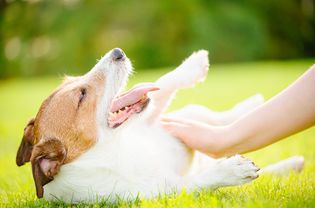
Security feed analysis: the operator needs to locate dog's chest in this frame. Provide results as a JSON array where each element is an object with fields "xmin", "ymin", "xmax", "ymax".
[{"xmin": 44, "ymin": 124, "xmax": 192, "ymax": 202}]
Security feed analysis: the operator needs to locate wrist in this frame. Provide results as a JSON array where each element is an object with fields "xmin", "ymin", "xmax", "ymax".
[
  {"xmin": 223, "ymin": 122, "xmax": 249, "ymax": 156},
  {"xmin": 207, "ymin": 125, "xmax": 236, "ymax": 158}
]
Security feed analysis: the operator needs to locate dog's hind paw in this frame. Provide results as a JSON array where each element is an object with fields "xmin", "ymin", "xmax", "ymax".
[{"xmin": 260, "ymin": 156, "xmax": 304, "ymax": 176}]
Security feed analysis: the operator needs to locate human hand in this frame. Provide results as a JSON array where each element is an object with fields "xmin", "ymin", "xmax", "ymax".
[{"xmin": 161, "ymin": 116, "xmax": 230, "ymax": 158}]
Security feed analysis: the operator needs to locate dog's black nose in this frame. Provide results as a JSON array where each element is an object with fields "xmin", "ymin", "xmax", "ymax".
[{"xmin": 111, "ymin": 48, "xmax": 125, "ymax": 61}]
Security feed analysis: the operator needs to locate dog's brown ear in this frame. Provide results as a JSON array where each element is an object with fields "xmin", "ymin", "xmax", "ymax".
[
  {"xmin": 31, "ymin": 138, "xmax": 67, "ymax": 198},
  {"xmin": 16, "ymin": 118, "xmax": 35, "ymax": 166}
]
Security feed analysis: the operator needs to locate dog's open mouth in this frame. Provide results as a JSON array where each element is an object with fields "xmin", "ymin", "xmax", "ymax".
[{"xmin": 108, "ymin": 83, "xmax": 159, "ymax": 128}]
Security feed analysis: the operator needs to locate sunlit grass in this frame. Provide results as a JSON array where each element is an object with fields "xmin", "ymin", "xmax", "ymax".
[{"xmin": 0, "ymin": 59, "xmax": 314, "ymax": 207}]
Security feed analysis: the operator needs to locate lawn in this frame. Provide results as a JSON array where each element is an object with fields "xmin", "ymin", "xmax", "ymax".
[{"xmin": 0, "ymin": 59, "xmax": 315, "ymax": 207}]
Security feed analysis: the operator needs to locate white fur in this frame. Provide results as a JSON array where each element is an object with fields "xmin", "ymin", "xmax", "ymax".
[
  {"xmin": 259, "ymin": 156, "xmax": 304, "ymax": 176},
  {"xmin": 167, "ymin": 94, "xmax": 265, "ymax": 125},
  {"xmin": 43, "ymin": 50, "xmax": 296, "ymax": 203}
]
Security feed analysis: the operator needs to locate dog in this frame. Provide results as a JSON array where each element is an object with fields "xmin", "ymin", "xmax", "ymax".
[{"xmin": 16, "ymin": 48, "xmax": 304, "ymax": 203}]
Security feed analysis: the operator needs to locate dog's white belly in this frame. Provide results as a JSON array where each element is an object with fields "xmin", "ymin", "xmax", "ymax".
[{"xmin": 43, "ymin": 122, "xmax": 192, "ymax": 202}]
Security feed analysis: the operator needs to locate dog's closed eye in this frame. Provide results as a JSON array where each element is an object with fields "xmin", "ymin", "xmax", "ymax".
[{"xmin": 79, "ymin": 88, "xmax": 87, "ymax": 104}]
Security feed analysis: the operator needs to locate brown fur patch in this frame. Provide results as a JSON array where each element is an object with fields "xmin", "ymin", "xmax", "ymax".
[
  {"xmin": 30, "ymin": 138, "xmax": 67, "ymax": 198},
  {"xmin": 33, "ymin": 71, "xmax": 105, "ymax": 163},
  {"xmin": 16, "ymin": 118, "xmax": 35, "ymax": 166},
  {"xmin": 16, "ymin": 61, "xmax": 108, "ymax": 198}
]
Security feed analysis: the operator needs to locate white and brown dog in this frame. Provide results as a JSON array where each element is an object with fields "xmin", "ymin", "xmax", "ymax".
[{"xmin": 16, "ymin": 48, "xmax": 303, "ymax": 203}]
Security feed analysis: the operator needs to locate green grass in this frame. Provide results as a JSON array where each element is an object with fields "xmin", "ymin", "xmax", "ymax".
[{"xmin": 0, "ymin": 59, "xmax": 315, "ymax": 207}]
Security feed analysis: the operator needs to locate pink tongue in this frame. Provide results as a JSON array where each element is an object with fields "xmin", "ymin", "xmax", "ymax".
[{"xmin": 110, "ymin": 83, "xmax": 159, "ymax": 112}]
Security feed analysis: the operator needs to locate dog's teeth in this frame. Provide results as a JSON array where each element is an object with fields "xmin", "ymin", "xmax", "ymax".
[
  {"xmin": 125, "ymin": 106, "xmax": 129, "ymax": 110},
  {"xmin": 109, "ymin": 112, "xmax": 114, "ymax": 116},
  {"xmin": 118, "ymin": 110, "xmax": 122, "ymax": 114}
]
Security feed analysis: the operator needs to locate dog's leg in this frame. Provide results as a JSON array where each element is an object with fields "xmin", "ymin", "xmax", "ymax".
[
  {"xmin": 259, "ymin": 156, "xmax": 304, "ymax": 176},
  {"xmin": 179, "ymin": 155, "xmax": 259, "ymax": 190},
  {"xmin": 167, "ymin": 94, "xmax": 264, "ymax": 125},
  {"xmin": 146, "ymin": 50, "xmax": 209, "ymax": 123}
]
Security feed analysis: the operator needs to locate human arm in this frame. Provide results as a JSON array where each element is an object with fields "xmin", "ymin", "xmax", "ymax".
[{"xmin": 162, "ymin": 64, "xmax": 315, "ymax": 158}]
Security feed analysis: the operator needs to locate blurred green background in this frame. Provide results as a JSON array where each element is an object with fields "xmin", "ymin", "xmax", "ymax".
[
  {"xmin": 1, "ymin": 1, "xmax": 315, "ymax": 207},
  {"xmin": 1, "ymin": 0, "xmax": 314, "ymax": 78}
]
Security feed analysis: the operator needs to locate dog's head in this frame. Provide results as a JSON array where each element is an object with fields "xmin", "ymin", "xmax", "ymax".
[{"xmin": 16, "ymin": 48, "xmax": 158, "ymax": 198}]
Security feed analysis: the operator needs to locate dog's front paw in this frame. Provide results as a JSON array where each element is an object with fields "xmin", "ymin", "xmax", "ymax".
[
  {"xmin": 177, "ymin": 50, "xmax": 209, "ymax": 88},
  {"xmin": 217, "ymin": 155, "xmax": 260, "ymax": 186}
]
